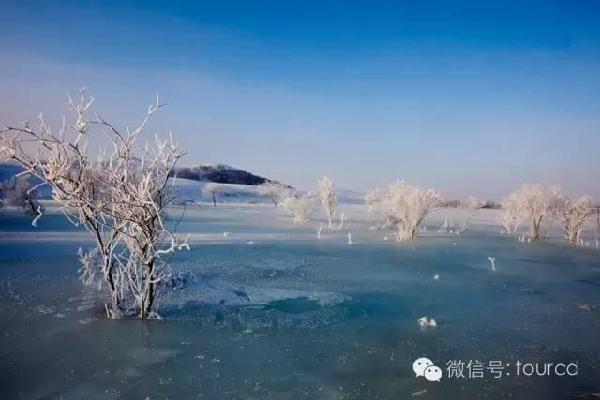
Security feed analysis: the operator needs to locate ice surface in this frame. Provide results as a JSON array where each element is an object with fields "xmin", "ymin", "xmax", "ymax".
[{"xmin": 0, "ymin": 203, "xmax": 599, "ymax": 399}]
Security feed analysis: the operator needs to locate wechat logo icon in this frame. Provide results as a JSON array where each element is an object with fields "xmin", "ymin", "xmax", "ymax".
[{"xmin": 413, "ymin": 357, "xmax": 443, "ymax": 382}]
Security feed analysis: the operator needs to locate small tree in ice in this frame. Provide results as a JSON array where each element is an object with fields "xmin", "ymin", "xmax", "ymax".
[
  {"xmin": 499, "ymin": 192, "xmax": 523, "ymax": 234},
  {"xmin": 282, "ymin": 195, "xmax": 316, "ymax": 225},
  {"xmin": 0, "ymin": 175, "xmax": 44, "ymax": 216},
  {"xmin": 439, "ymin": 215, "xmax": 450, "ymax": 233},
  {"xmin": 553, "ymin": 194, "xmax": 595, "ymax": 245},
  {"xmin": 0, "ymin": 89, "xmax": 187, "ymax": 319},
  {"xmin": 364, "ymin": 187, "xmax": 384, "ymax": 219},
  {"xmin": 503, "ymin": 184, "xmax": 561, "ymax": 240},
  {"xmin": 203, "ymin": 182, "xmax": 220, "ymax": 207},
  {"xmin": 461, "ymin": 195, "xmax": 484, "ymax": 230},
  {"xmin": 318, "ymin": 176, "xmax": 337, "ymax": 227},
  {"xmin": 367, "ymin": 181, "xmax": 441, "ymax": 241},
  {"xmin": 257, "ymin": 181, "xmax": 290, "ymax": 208}
]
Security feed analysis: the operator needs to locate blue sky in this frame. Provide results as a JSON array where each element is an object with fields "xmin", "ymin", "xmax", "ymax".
[{"xmin": 1, "ymin": 1, "xmax": 599, "ymax": 199}]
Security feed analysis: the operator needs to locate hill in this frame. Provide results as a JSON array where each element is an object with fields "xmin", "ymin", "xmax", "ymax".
[{"xmin": 173, "ymin": 164, "xmax": 272, "ymax": 185}]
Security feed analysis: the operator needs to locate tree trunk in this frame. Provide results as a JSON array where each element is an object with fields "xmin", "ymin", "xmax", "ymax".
[
  {"xmin": 140, "ymin": 256, "xmax": 157, "ymax": 319},
  {"xmin": 141, "ymin": 280, "xmax": 155, "ymax": 319},
  {"xmin": 101, "ymin": 248, "xmax": 123, "ymax": 318},
  {"xmin": 531, "ymin": 216, "xmax": 543, "ymax": 240}
]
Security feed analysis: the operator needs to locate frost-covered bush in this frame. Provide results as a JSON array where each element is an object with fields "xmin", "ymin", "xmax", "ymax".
[
  {"xmin": 460, "ymin": 195, "xmax": 484, "ymax": 230},
  {"xmin": 257, "ymin": 181, "xmax": 291, "ymax": 208},
  {"xmin": 501, "ymin": 184, "xmax": 561, "ymax": 240},
  {"xmin": 366, "ymin": 181, "xmax": 441, "ymax": 241},
  {"xmin": 553, "ymin": 193, "xmax": 595, "ymax": 245},
  {"xmin": 499, "ymin": 192, "xmax": 523, "ymax": 234},
  {"xmin": 202, "ymin": 182, "xmax": 220, "ymax": 207},
  {"xmin": 0, "ymin": 175, "xmax": 44, "ymax": 216},
  {"xmin": 0, "ymin": 89, "xmax": 187, "ymax": 319},
  {"xmin": 282, "ymin": 195, "xmax": 316, "ymax": 224},
  {"xmin": 318, "ymin": 176, "xmax": 337, "ymax": 227},
  {"xmin": 505, "ymin": 185, "xmax": 596, "ymax": 245},
  {"xmin": 364, "ymin": 187, "xmax": 385, "ymax": 219}
]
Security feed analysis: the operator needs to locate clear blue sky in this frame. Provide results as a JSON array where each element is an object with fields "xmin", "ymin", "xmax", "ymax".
[{"xmin": 1, "ymin": 1, "xmax": 599, "ymax": 199}]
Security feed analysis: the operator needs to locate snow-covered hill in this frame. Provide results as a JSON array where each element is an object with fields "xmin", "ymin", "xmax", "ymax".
[
  {"xmin": 0, "ymin": 162, "xmax": 364, "ymax": 205},
  {"xmin": 171, "ymin": 178, "xmax": 272, "ymax": 205}
]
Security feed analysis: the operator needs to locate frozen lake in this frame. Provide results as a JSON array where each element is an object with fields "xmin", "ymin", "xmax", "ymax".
[{"xmin": 0, "ymin": 203, "xmax": 599, "ymax": 399}]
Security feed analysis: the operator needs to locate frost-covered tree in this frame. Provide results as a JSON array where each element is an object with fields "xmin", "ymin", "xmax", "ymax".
[
  {"xmin": 553, "ymin": 194, "xmax": 595, "ymax": 245},
  {"xmin": 318, "ymin": 176, "xmax": 337, "ymax": 227},
  {"xmin": 282, "ymin": 195, "xmax": 316, "ymax": 224},
  {"xmin": 367, "ymin": 181, "xmax": 441, "ymax": 241},
  {"xmin": 257, "ymin": 181, "xmax": 290, "ymax": 208},
  {"xmin": 499, "ymin": 193, "xmax": 523, "ymax": 234},
  {"xmin": 0, "ymin": 89, "xmax": 187, "ymax": 319},
  {"xmin": 459, "ymin": 195, "xmax": 485, "ymax": 231},
  {"xmin": 0, "ymin": 175, "xmax": 44, "ymax": 216},
  {"xmin": 364, "ymin": 187, "xmax": 383, "ymax": 218},
  {"xmin": 463, "ymin": 195, "xmax": 484, "ymax": 217},
  {"xmin": 503, "ymin": 184, "xmax": 561, "ymax": 240},
  {"xmin": 202, "ymin": 182, "xmax": 220, "ymax": 207}
]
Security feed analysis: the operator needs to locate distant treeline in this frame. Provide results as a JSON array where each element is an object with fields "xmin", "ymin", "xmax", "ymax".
[{"xmin": 439, "ymin": 199, "xmax": 501, "ymax": 209}]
